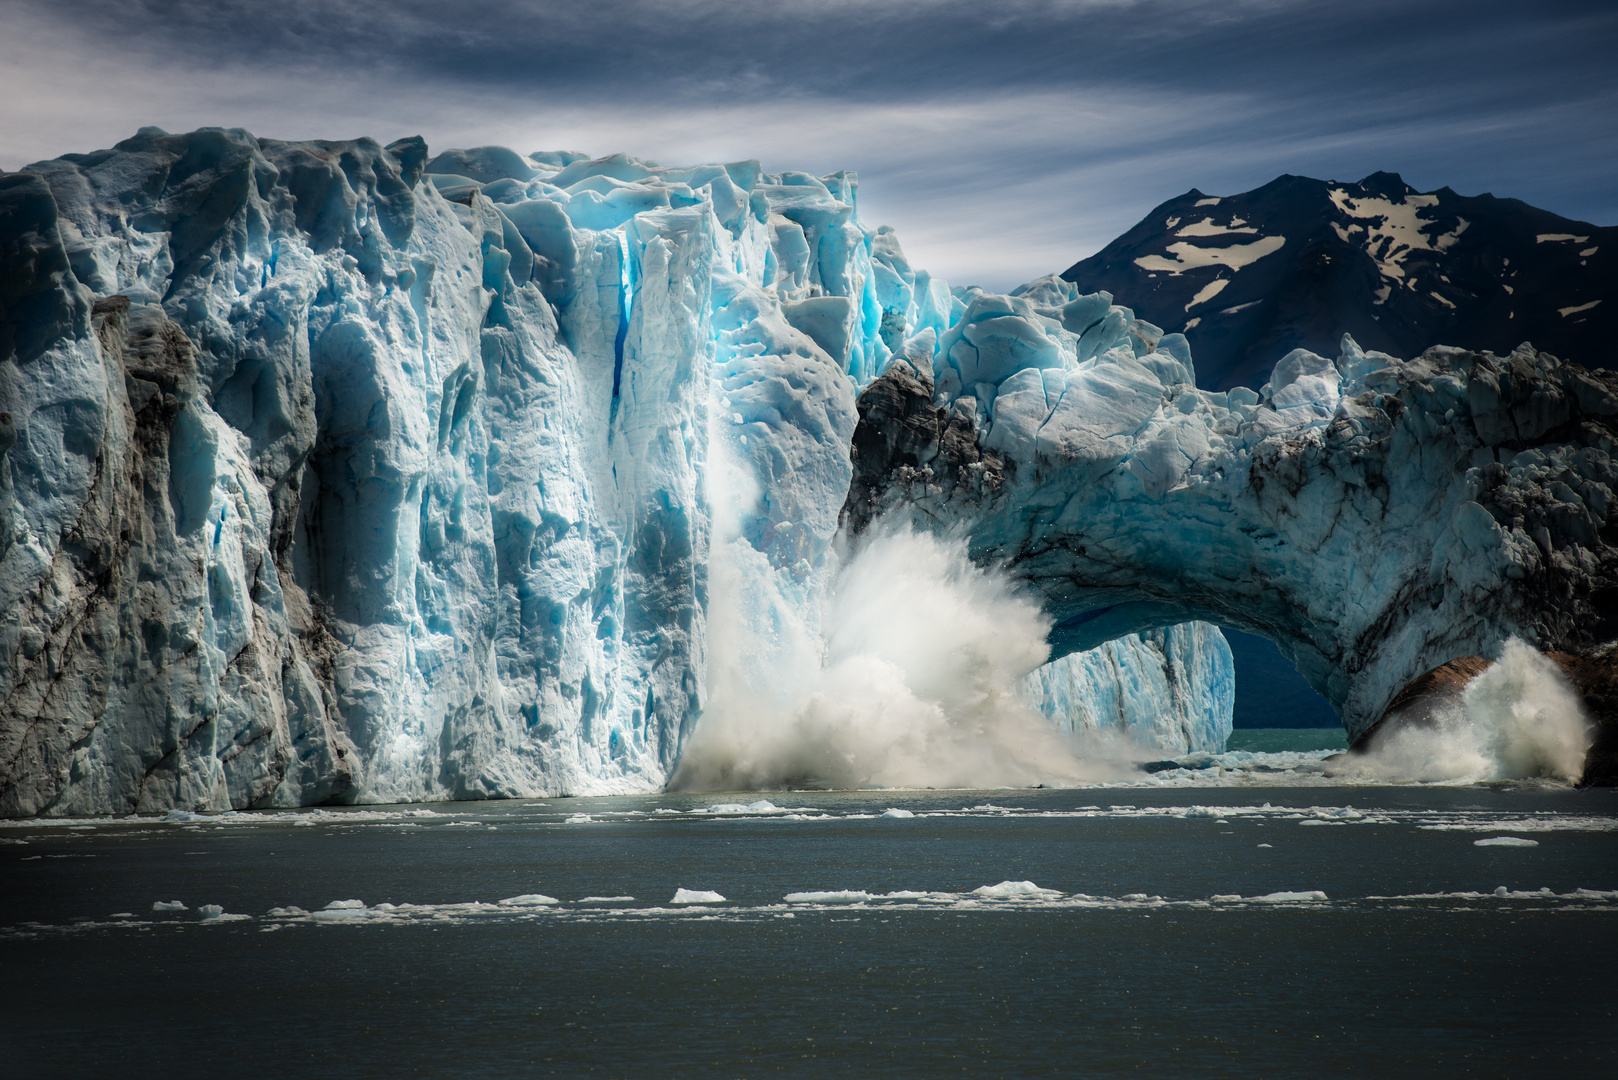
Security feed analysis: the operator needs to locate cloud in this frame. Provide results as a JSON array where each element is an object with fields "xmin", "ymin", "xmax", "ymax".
[{"xmin": 1, "ymin": 0, "xmax": 1613, "ymax": 290}]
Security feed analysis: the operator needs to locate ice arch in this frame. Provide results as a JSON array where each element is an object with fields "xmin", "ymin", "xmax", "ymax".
[{"xmin": 845, "ymin": 282, "xmax": 1618, "ymax": 739}]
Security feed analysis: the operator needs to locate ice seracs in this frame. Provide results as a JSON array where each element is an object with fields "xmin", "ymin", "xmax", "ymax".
[{"xmin": 0, "ymin": 127, "xmax": 1229, "ymax": 815}]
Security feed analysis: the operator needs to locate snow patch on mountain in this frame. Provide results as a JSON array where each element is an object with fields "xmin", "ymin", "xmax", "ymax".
[{"xmin": 1133, "ymin": 235, "xmax": 1285, "ymax": 275}]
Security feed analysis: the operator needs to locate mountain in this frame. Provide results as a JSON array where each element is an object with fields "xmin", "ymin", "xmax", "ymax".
[{"xmin": 1062, "ymin": 172, "xmax": 1616, "ymax": 392}]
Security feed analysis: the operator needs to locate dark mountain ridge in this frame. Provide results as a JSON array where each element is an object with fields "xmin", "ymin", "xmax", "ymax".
[{"xmin": 1062, "ymin": 171, "xmax": 1615, "ymax": 392}]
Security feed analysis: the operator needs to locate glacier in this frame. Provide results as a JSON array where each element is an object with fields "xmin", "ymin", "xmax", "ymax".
[
  {"xmin": 0, "ymin": 127, "xmax": 1234, "ymax": 815},
  {"xmin": 845, "ymin": 274, "xmax": 1618, "ymax": 740}
]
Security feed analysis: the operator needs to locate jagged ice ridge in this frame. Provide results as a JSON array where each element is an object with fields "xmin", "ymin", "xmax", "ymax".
[{"xmin": 0, "ymin": 129, "xmax": 1235, "ymax": 815}]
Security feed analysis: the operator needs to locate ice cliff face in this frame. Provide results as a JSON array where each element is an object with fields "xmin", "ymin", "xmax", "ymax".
[
  {"xmin": 0, "ymin": 128, "xmax": 1229, "ymax": 815},
  {"xmin": 845, "ymin": 274, "xmax": 1618, "ymax": 739}
]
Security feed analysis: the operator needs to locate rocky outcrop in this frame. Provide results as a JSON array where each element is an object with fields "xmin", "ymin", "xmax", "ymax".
[{"xmin": 1553, "ymin": 649, "xmax": 1618, "ymax": 786}]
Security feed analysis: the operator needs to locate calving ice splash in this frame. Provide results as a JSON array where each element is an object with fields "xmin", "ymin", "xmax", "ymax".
[
  {"xmin": 1338, "ymin": 639, "xmax": 1594, "ymax": 784},
  {"xmin": 0, "ymin": 128, "xmax": 1611, "ymax": 815},
  {"xmin": 677, "ymin": 522, "xmax": 1144, "ymax": 790}
]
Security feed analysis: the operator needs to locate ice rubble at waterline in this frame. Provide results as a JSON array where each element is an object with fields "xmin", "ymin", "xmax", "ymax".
[{"xmin": 0, "ymin": 129, "xmax": 1239, "ymax": 814}]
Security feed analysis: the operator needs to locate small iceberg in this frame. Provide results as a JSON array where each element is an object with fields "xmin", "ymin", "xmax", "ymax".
[
  {"xmin": 1475, "ymin": 837, "xmax": 1539, "ymax": 847},
  {"xmin": 972, "ymin": 880, "xmax": 1062, "ymax": 900},
  {"xmin": 499, "ymin": 894, "xmax": 560, "ymax": 906},
  {"xmin": 310, "ymin": 899, "xmax": 373, "ymax": 922},
  {"xmin": 671, "ymin": 888, "xmax": 727, "ymax": 904},
  {"xmin": 704, "ymin": 800, "xmax": 781, "ymax": 814}
]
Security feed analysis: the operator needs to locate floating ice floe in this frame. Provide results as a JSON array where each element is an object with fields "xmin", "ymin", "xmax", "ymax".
[
  {"xmin": 972, "ymin": 880, "xmax": 1064, "ymax": 900},
  {"xmin": 1474, "ymin": 837, "xmax": 1539, "ymax": 847},
  {"xmin": 500, "ymin": 894, "xmax": 561, "ymax": 906},
  {"xmin": 197, "ymin": 904, "xmax": 249, "ymax": 922},
  {"xmin": 703, "ymin": 801, "xmax": 784, "ymax": 815},
  {"xmin": 784, "ymin": 891, "xmax": 872, "ymax": 904}
]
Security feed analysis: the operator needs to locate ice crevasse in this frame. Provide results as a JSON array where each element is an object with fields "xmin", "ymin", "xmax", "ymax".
[{"xmin": 0, "ymin": 128, "xmax": 1239, "ymax": 814}]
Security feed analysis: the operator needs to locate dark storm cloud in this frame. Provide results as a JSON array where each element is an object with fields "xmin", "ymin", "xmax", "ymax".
[
  {"xmin": 19, "ymin": 0, "xmax": 1615, "ymax": 107},
  {"xmin": 2, "ymin": 0, "xmax": 1614, "ymax": 286}
]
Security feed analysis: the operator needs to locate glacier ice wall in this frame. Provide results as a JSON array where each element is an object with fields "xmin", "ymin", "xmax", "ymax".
[
  {"xmin": 845, "ymin": 274, "xmax": 1618, "ymax": 740},
  {"xmin": 0, "ymin": 128, "xmax": 1230, "ymax": 814},
  {"xmin": 1020, "ymin": 623, "xmax": 1232, "ymax": 754}
]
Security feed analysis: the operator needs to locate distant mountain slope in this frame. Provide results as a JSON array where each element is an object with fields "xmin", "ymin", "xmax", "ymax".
[{"xmin": 1062, "ymin": 172, "xmax": 1616, "ymax": 391}]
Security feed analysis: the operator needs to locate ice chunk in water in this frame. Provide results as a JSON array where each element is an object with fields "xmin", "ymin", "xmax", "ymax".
[
  {"xmin": 671, "ymin": 889, "xmax": 727, "ymax": 904},
  {"xmin": 152, "ymin": 900, "xmax": 187, "ymax": 912},
  {"xmin": 972, "ymin": 880, "xmax": 1062, "ymax": 899},
  {"xmin": 880, "ymin": 809, "xmax": 915, "ymax": 819},
  {"xmin": 499, "ymin": 894, "xmax": 560, "ymax": 906},
  {"xmin": 705, "ymin": 801, "xmax": 782, "ymax": 814},
  {"xmin": 1474, "ymin": 837, "xmax": 1539, "ymax": 847},
  {"xmin": 784, "ymin": 891, "xmax": 871, "ymax": 904},
  {"xmin": 1251, "ymin": 890, "xmax": 1328, "ymax": 902},
  {"xmin": 311, "ymin": 902, "xmax": 374, "ymax": 922}
]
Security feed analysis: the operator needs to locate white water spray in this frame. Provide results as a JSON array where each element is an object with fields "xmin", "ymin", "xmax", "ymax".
[
  {"xmin": 1347, "ymin": 638, "xmax": 1593, "ymax": 783},
  {"xmin": 671, "ymin": 508, "xmax": 1121, "ymax": 790}
]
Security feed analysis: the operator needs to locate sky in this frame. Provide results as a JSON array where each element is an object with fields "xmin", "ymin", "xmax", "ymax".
[{"xmin": 1, "ymin": 0, "xmax": 1614, "ymax": 291}]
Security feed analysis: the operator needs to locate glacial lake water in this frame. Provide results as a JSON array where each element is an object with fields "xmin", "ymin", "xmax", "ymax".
[{"xmin": 3, "ymin": 777, "xmax": 1615, "ymax": 1077}]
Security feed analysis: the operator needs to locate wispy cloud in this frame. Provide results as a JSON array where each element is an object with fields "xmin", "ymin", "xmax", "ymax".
[{"xmin": 2, "ymin": 0, "xmax": 1613, "ymax": 289}]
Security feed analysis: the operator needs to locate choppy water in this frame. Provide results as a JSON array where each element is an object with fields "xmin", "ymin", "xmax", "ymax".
[{"xmin": 4, "ymin": 784, "xmax": 1615, "ymax": 1077}]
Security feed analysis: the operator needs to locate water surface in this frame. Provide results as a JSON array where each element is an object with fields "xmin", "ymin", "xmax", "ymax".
[{"xmin": 3, "ymin": 786, "xmax": 1614, "ymax": 1077}]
